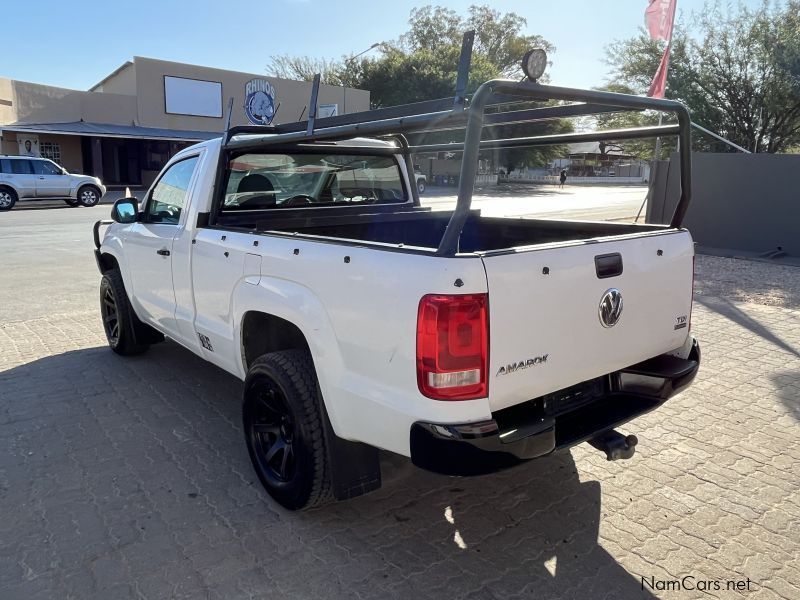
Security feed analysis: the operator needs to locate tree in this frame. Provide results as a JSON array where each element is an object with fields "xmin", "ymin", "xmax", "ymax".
[
  {"xmin": 265, "ymin": 4, "xmax": 569, "ymax": 171},
  {"xmin": 267, "ymin": 55, "xmax": 344, "ymax": 85},
  {"xmin": 592, "ymin": 83, "xmax": 677, "ymax": 160},
  {"xmin": 605, "ymin": 0, "xmax": 800, "ymax": 153}
]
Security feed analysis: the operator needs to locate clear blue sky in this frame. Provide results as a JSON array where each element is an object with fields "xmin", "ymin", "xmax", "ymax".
[{"xmin": 2, "ymin": 0, "xmax": 764, "ymax": 91}]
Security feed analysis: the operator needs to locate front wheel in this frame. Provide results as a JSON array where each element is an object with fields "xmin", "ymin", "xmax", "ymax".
[
  {"xmin": 78, "ymin": 185, "xmax": 101, "ymax": 207},
  {"xmin": 100, "ymin": 269, "xmax": 156, "ymax": 355},
  {"xmin": 0, "ymin": 187, "xmax": 17, "ymax": 211},
  {"xmin": 243, "ymin": 350, "xmax": 333, "ymax": 510}
]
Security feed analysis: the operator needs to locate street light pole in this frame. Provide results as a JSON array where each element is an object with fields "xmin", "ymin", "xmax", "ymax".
[{"xmin": 343, "ymin": 42, "xmax": 381, "ymax": 114}]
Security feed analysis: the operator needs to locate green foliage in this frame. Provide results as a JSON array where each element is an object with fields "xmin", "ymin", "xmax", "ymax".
[
  {"xmin": 265, "ymin": 4, "xmax": 570, "ymax": 171},
  {"xmin": 592, "ymin": 84, "xmax": 676, "ymax": 160},
  {"xmin": 605, "ymin": 0, "xmax": 800, "ymax": 153}
]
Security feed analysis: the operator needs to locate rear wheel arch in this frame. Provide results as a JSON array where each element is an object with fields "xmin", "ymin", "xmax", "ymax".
[{"xmin": 240, "ymin": 311, "xmax": 311, "ymax": 370}]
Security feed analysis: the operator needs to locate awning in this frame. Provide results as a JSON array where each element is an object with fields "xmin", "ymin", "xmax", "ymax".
[{"xmin": 0, "ymin": 121, "xmax": 220, "ymax": 142}]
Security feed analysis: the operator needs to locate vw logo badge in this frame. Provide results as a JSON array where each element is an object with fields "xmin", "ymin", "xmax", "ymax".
[{"xmin": 599, "ymin": 288, "xmax": 623, "ymax": 328}]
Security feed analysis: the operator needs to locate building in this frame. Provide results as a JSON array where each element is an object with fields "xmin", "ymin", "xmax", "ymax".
[
  {"xmin": 0, "ymin": 57, "xmax": 369, "ymax": 188},
  {"xmin": 554, "ymin": 142, "xmax": 648, "ymax": 178}
]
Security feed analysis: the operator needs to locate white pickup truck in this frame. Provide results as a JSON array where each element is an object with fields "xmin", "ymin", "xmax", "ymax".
[{"xmin": 93, "ymin": 63, "xmax": 700, "ymax": 510}]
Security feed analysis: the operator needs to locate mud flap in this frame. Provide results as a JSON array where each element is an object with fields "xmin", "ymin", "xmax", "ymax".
[{"xmin": 319, "ymin": 400, "xmax": 382, "ymax": 501}]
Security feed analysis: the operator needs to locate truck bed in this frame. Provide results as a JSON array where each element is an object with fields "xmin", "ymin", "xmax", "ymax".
[{"xmin": 230, "ymin": 208, "xmax": 665, "ymax": 253}]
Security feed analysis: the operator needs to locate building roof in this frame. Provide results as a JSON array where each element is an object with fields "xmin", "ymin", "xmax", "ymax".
[{"xmin": 0, "ymin": 121, "xmax": 219, "ymax": 142}]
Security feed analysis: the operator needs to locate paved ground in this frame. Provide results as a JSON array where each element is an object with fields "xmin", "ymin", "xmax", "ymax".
[{"xmin": 1, "ymin": 200, "xmax": 798, "ymax": 599}]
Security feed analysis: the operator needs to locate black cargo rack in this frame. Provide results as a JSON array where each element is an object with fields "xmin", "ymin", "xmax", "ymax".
[{"xmin": 213, "ymin": 31, "xmax": 691, "ymax": 256}]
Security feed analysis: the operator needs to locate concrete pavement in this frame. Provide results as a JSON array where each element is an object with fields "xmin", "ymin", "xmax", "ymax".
[{"xmin": 421, "ymin": 183, "xmax": 649, "ymax": 221}]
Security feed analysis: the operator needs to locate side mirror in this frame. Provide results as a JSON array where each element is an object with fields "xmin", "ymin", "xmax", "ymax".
[{"xmin": 111, "ymin": 197, "xmax": 139, "ymax": 223}]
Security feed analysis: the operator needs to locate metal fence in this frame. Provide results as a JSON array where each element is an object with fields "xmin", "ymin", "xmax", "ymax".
[{"xmin": 647, "ymin": 152, "xmax": 800, "ymax": 257}]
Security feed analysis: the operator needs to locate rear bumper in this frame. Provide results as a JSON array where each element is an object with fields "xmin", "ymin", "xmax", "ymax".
[{"xmin": 410, "ymin": 338, "xmax": 700, "ymax": 475}]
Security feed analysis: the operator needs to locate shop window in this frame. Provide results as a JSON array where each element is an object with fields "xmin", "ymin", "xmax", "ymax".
[
  {"xmin": 144, "ymin": 141, "xmax": 171, "ymax": 171},
  {"xmin": 40, "ymin": 142, "xmax": 61, "ymax": 165}
]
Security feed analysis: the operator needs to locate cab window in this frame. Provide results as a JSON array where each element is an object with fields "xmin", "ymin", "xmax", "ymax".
[
  {"xmin": 222, "ymin": 152, "xmax": 407, "ymax": 210},
  {"xmin": 145, "ymin": 156, "xmax": 199, "ymax": 224}
]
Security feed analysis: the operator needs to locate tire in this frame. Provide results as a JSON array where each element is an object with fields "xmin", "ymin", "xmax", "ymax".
[
  {"xmin": 78, "ymin": 185, "xmax": 102, "ymax": 207},
  {"xmin": 0, "ymin": 187, "xmax": 17, "ymax": 211},
  {"xmin": 100, "ymin": 269, "xmax": 161, "ymax": 355},
  {"xmin": 64, "ymin": 198, "xmax": 80, "ymax": 207},
  {"xmin": 243, "ymin": 350, "xmax": 333, "ymax": 510},
  {"xmin": 417, "ymin": 180, "xmax": 426, "ymax": 195}
]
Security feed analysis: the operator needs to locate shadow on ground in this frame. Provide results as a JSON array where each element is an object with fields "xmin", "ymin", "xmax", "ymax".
[
  {"xmin": 695, "ymin": 295, "xmax": 800, "ymax": 359},
  {"xmin": 0, "ymin": 341, "xmax": 654, "ymax": 599},
  {"xmin": 770, "ymin": 370, "xmax": 800, "ymax": 422}
]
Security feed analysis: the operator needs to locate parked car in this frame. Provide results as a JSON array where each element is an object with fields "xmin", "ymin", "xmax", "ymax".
[
  {"xmin": 414, "ymin": 171, "xmax": 427, "ymax": 194},
  {"xmin": 0, "ymin": 156, "xmax": 105, "ymax": 211},
  {"xmin": 92, "ymin": 57, "xmax": 700, "ymax": 511}
]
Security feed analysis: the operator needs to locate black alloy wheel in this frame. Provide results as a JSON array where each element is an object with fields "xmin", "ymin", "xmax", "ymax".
[
  {"xmin": 99, "ymin": 269, "xmax": 154, "ymax": 355},
  {"xmin": 248, "ymin": 382, "xmax": 297, "ymax": 484},
  {"xmin": 243, "ymin": 350, "xmax": 333, "ymax": 510},
  {"xmin": 101, "ymin": 283, "xmax": 120, "ymax": 345}
]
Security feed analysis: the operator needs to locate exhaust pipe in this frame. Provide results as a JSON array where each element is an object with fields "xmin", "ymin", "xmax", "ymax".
[{"xmin": 588, "ymin": 430, "xmax": 638, "ymax": 461}]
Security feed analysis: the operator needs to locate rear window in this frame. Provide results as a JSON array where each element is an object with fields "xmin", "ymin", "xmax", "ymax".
[
  {"xmin": 222, "ymin": 153, "xmax": 407, "ymax": 210},
  {"xmin": 9, "ymin": 159, "xmax": 34, "ymax": 174}
]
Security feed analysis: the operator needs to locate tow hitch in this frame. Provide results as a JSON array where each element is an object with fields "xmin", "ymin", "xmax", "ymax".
[{"xmin": 588, "ymin": 430, "xmax": 638, "ymax": 461}]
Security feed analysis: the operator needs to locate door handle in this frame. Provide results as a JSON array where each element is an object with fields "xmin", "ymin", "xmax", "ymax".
[
  {"xmin": 38, "ymin": 176, "xmax": 45, "ymax": 179},
  {"xmin": 156, "ymin": 248, "xmax": 171, "ymax": 256}
]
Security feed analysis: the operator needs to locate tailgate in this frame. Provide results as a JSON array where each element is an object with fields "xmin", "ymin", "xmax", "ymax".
[{"xmin": 482, "ymin": 230, "xmax": 694, "ymax": 412}]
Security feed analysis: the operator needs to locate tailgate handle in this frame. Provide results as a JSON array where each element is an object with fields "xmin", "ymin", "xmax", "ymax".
[{"xmin": 595, "ymin": 253, "xmax": 623, "ymax": 278}]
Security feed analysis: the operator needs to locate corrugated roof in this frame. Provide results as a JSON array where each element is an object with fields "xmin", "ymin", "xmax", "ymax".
[{"xmin": 0, "ymin": 121, "xmax": 220, "ymax": 142}]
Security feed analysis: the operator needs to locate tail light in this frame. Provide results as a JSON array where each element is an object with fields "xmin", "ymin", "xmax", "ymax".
[{"xmin": 416, "ymin": 294, "xmax": 488, "ymax": 400}]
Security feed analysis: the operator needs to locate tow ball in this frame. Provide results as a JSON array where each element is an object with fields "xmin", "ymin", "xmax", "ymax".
[{"xmin": 588, "ymin": 430, "xmax": 638, "ymax": 461}]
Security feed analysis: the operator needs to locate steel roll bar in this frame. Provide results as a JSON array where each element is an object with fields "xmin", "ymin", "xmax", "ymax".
[{"xmin": 435, "ymin": 79, "xmax": 692, "ymax": 256}]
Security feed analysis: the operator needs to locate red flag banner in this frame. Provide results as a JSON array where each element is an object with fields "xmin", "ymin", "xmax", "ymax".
[
  {"xmin": 645, "ymin": 0, "xmax": 677, "ymax": 41},
  {"xmin": 648, "ymin": 46, "xmax": 670, "ymax": 98}
]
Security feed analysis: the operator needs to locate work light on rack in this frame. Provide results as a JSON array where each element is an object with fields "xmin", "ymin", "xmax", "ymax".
[{"xmin": 522, "ymin": 49, "xmax": 548, "ymax": 82}]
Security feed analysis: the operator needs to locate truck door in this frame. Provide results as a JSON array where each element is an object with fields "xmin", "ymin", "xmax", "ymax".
[{"xmin": 126, "ymin": 155, "xmax": 200, "ymax": 338}]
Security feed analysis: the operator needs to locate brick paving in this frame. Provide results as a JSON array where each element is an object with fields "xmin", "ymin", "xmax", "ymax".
[{"xmin": 1, "ymin": 215, "xmax": 799, "ymax": 599}]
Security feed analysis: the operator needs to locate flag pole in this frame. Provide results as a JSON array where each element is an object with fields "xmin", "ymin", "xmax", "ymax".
[
  {"xmin": 653, "ymin": 0, "xmax": 678, "ymax": 160},
  {"xmin": 639, "ymin": 0, "xmax": 678, "ymax": 222}
]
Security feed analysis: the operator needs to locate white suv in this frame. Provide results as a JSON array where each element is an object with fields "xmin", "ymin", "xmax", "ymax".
[{"xmin": 0, "ymin": 156, "xmax": 106, "ymax": 211}]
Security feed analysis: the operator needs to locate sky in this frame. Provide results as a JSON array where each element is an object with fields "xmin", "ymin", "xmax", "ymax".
[{"xmin": 1, "ymin": 0, "xmax": 766, "ymax": 92}]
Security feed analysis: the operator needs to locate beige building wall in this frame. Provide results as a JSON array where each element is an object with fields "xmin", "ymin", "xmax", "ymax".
[
  {"xmin": 0, "ymin": 78, "xmax": 15, "ymax": 125},
  {"xmin": 131, "ymin": 57, "xmax": 370, "ymax": 132},
  {"xmin": 91, "ymin": 62, "xmax": 136, "ymax": 95},
  {"xmin": 1, "ymin": 57, "xmax": 371, "ymax": 184},
  {"xmin": 0, "ymin": 78, "xmax": 137, "ymax": 126},
  {"xmin": 2, "ymin": 58, "xmax": 369, "ymax": 134}
]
